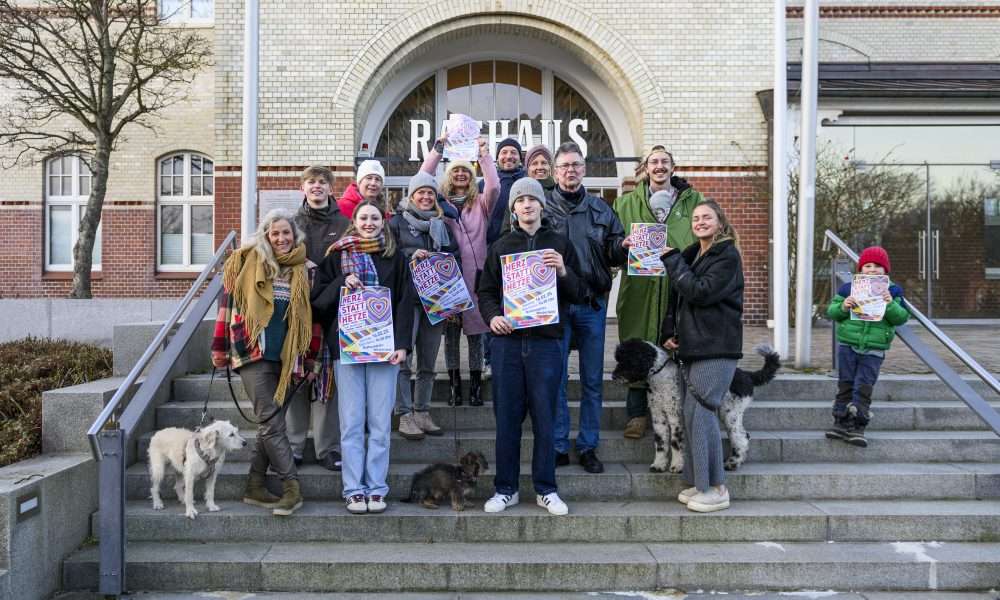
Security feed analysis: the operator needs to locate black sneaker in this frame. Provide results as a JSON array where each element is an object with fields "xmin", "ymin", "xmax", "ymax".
[
  {"xmin": 293, "ymin": 454, "xmax": 303, "ymax": 467},
  {"xmin": 321, "ymin": 450, "xmax": 342, "ymax": 472},
  {"xmin": 555, "ymin": 452, "xmax": 570, "ymax": 467},
  {"xmin": 845, "ymin": 426, "xmax": 868, "ymax": 448},
  {"xmin": 578, "ymin": 449, "xmax": 604, "ymax": 474},
  {"xmin": 825, "ymin": 415, "xmax": 851, "ymax": 441}
]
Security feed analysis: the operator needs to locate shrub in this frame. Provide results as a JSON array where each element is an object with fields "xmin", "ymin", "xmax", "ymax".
[{"xmin": 0, "ymin": 337, "xmax": 112, "ymax": 467}]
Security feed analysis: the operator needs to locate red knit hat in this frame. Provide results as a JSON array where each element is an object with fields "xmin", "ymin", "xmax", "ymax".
[{"xmin": 857, "ymin": 246, "xmax": 891, "ymax": 273}]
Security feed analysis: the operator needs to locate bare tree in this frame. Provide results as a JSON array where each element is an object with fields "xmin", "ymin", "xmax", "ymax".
[{"xmin": 0, "ymin": 0, "xmax": 211, "ymax": 297}]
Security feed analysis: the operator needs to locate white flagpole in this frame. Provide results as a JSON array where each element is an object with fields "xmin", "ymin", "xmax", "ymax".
[
  {"xmin": 240, "ymin": 0, "xmax": 259, "ymax": 243},
  {"xmin": 772, "ymin": 0, "xmax": 790, "ymax": 358},
  {"xmin": 795, "ymin": 0, "xmax": 819, "ymax": 368}
]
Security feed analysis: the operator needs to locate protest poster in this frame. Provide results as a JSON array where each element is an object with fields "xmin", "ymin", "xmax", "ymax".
[
  {"xmin": 849, "ymin": 274, "xmax": 890, "ymax": 322},
  {"xmin": 410, "ymin": 252, "xmax": 474, "ymax": 324},
  {"xmin": 627, "ymin": 222, "xmax": 668, "ymax": 276},
  {"xmin": 338, "ymin": 286, "xmax": 395, "ymax": 363},
  {"xmin": 501, "ymin": 250, "xmax": 559, "ymax": 329},
  {"xmin": 443, "ymin": 113, "xmax": 480, "ymax": 162}
]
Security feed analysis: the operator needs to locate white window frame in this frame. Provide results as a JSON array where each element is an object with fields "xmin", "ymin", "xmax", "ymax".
[
  {"xmin": 159, "ymin": 0, "xmax": 214, "ymax": 25},
  {"xmin": 157, "ymin": 152, "xmax": 214, "ymax": 271},
  {"xmin": 44, "ymin": 155, "xmax": 100, "ymax": 272}
]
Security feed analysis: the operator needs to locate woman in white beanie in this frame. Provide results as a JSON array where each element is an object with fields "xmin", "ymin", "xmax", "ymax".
[
  {"xmin": 337, "ymin": 159, "xmax": 386, "ymax": 218},
  {"xmin": 389, "ymin": 170, "xmax": 461, "ymax": 440},
  {"xmin": 419, "ymin": 132, "xmax": 499, "ymax": 407}
]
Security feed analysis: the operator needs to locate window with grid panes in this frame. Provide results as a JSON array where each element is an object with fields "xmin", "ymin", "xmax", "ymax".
[
  {"xmin": 45, "ymin": 155, "xmax": 101, "ymax": 270},
  {"xmin": 158, "ymin": 153, "xmax": 214, "ymax": 269}
]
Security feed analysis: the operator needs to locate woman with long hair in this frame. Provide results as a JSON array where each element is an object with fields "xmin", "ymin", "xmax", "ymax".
[
  {"xmin": 659, "ymin": 199, "xmax": 744, "ymax": 514},
  {"xmin": 311, "ymin": 200, "xmax": 415, "ymax": 514},
  {"xmin": 211, "ymin": 209, "xmax": 318, "ymax": 517}
]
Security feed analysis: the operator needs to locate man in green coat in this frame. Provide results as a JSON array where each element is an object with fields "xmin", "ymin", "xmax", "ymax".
[{"xmin": 614, "ymin": 146, "xmax": 702, "ymax": 438}]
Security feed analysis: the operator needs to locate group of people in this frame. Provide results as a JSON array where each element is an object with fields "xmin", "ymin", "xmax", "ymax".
[{"xmin": 210, "ymin": 134, "xmax": 909, "ymax": 517}]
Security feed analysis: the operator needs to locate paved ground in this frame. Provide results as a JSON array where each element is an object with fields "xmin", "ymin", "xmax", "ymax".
[
  {"xmin": 53, "ymin": 591, "xmax": 1000, "ymax": 599},
  {"xmin": 437, "ymin": 321, "xmax": 1000, "ymax": 377}
]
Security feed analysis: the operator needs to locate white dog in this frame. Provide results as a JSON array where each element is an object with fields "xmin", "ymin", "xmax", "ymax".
[
  {"xmin": 612, "ymin": 340, "xmax": 780, "ymax": 474},
  {"xmin": 148, "ymin": 420, "xmax": 247, "ymax": 519}
]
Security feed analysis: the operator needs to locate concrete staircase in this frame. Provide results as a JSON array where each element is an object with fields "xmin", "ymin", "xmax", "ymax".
[{"xmin": 63, "ymin": 374, "xmax": 1000, "ymax": 594}]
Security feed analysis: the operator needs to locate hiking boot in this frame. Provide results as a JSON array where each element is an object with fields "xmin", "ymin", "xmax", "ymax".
[
  {"xmin": 397, "ymin": 413, "xmax": 425, "ymax": 440},
  {"xmin": 686, "ymin": 486, "xmax": 730, "ymax": 513},
  {"xmin": 272, "ymin": 479, "xmax": 303, "ymax": 516},
  {"xmin": 623, "ymin": 416, "xmax": 648, "ymax": 439},
  {"xmin": 468, "ymin": 370, "xmax": 484, "ymax": 406},
  {"xmin": 578, "ymin": 449, "xmax": 604, "ymax": 474},
  {"xmin": 414, "ymin": 411, "xmax": 443, "ymax": 436},
  {"xmin": 536, "ymin": 492, "xmax": 569, "ymax": 515},
  {"xmin": 242, "ymin": 472, "xmax": 280, "ymax": 508},
  {"xmin": 845, "ymin": 406, "xmax": 869, "ymax": 448},
  {"xmin": 825, "ymin": 414, "xmax": 852, "ymax": 441},
  {"xmin": 484, "ymin": 491, "xmax": 519, "ymax": 513},
  {"xmin": 448, "ymin": 369, "xmax": 464, "ymax": 406},
  {"xmin": 677, "ymin": 486, "xmax": 698, "ymax": 505}
]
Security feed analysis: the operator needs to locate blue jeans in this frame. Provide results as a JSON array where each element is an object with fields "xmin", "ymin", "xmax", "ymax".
[
  {"xmin": 335, "ymin": 360, "xmax": 399, "ymax": 499},
  {"xmin": 835, "ymin": 344, "xmax": 883, "ymax": 419},
  {"xmin": 555, "ymin": 298, "xmax": 607, "ymax": 454},
  {"xmin": 491, "ymin": 335, "xmax": 562, "ymax": 496}
]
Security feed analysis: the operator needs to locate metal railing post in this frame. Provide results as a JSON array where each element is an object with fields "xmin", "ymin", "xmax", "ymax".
[{"xmin": 97, "ymin": 429, "xmax": 126, "ymax": 596}]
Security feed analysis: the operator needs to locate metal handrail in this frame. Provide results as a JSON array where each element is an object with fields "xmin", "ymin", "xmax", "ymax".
[
  {"xmin": 85, "ymin": 230, "xmax": 238, "ymax": 460},
  {"xmin": 823, "ymin": 229, "xmax": 1000, "ymax": 436}
]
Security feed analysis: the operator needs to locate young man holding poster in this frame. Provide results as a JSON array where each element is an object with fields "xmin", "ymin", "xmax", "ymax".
[{"xmin": 476, "ymin": 177, "xmax": 587, "ymax": 516}]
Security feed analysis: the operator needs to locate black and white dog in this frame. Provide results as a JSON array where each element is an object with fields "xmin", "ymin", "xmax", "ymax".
[{"xmin": 612, "ymin": 340, "xmax": 780, "ymax": 473}]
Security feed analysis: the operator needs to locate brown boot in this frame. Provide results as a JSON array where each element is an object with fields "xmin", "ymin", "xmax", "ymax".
[
  {"xmin": 243, "ymin": 472, "xmax": 280, "ymax": 508},
  {"xmin": 273, "ymin": 479, "xmax": 303, "ymax": 516},
  {"xmin": 623, "ymin": 416, "xmax": 648, "ymax": 439}
]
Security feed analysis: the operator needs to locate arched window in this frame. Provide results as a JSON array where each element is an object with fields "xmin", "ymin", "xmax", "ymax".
[
  {"xmin": 45, "ymin": 154, "xmax": 100, "ymax": 271},
  {"xmin": 158, "ymin": 152, "xmax": 214, "ymax": 269},
  {"xmin": 159, "ymin": 0, "xmax": 213, "ymax": 23}
]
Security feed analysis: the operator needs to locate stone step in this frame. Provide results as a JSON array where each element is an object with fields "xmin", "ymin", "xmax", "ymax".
[
  {"xmin": 172, "ymin": 372, "xmax": 1000, "ymax": 404},
  {"xmin": 50, "ymin": 592, "xmax": 1000, "ymax": 600},
  {"xmin": 155, "ymin": 399, "xmax": 1000, "ymax": 432},
  {"xmin": 136, "ymin": 428, "xmax": 1000, "ymax": 465},
  {"xmin": 105, "ymin": 499, "xmax": 1000, "ymax": 544},
  {"xmin": 128, "ymin": 461, "xmax": 1000, "ymax": 501},
  {"xmin": 61, "ymin": 540, "xmax": 1000, "ymax": 592}
]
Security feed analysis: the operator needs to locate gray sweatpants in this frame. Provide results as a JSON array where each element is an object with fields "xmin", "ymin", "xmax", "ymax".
[
  {"xmin": 239, "ymin": 360, "xmax": 297, "ymax": 481},
  {"xmin": 396, "ymin": 306, "xmax": 444, "ymax": 415},
  {"xmin": 679, "ymin": 358, "xmax": 737, "ymax": 492},
  {"xmin": 285, "ymin": 383, "xmax": 340, "ymax": 460}
]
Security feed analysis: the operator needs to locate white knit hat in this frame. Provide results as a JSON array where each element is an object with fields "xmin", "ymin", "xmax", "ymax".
[{"xmin": 356, "ymin": 159, "xmax": 385, "ymax": 184}]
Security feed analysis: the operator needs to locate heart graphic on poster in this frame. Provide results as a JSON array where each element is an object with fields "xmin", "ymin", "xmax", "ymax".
[
  {"xmin": 647, "ymin": 230, "xmax": 666, "ymax": 248},
  {"xmin": 528, "ymin": 258, "xmax": 550, "ymax": 287},
  {"xmin": 366, "ymin": 296, "xmax": 391, "ymax": 321},
  {"xmin": 434, "ymin": 257, "xmax": 458, "ymax": 279}
]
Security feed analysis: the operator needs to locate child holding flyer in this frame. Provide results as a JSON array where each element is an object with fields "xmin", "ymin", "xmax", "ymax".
[
  {"xmin": 476, "ymin": 177, "xmax": 587, "ymax": 516},
  {"xmin": 825, "ymin": 246, "xmax": 910, "ymax": 447},
  {"xmin": 311, "ymin": 201, "xmax": 415, "ymax": 514}
]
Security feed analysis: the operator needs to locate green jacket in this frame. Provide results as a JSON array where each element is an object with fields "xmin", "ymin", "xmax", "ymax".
[
  {"xmin": 614, "ymin": 178, "xmax": 702, "ymax": 344},
  {"xmin": 826, "ymin": 281, "xmax": 910, "ymax": 351}
]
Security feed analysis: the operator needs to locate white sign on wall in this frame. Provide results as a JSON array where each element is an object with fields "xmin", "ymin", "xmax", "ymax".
[
  {"xmin": 259, "ymin": 190, "xmax": 303, "ymax": 217},
  {"xmin": 409, "ymin": 119, "xmax": 589, "ymax": 161}
]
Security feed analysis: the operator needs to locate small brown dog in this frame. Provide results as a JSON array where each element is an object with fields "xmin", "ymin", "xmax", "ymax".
[{"xmin": 400, "ymin": 451, "xmax": 489, "ymax": 511}]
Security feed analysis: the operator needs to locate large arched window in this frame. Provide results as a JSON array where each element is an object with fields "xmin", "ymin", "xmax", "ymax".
[
  {"xmin": 373, "ymin": 60, "xmax": 619, "ymax": 204},
  {"xmin": 45, "ymin": 154, "xmax": 100, "ymax": 271},
  {"xmin": 158, "ymin": 152, "xmax": 214, "ymax": 269}
]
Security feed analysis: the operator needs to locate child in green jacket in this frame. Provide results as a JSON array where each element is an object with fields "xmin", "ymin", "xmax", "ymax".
[{"xmin": 825, "ymin": 246, "xmax": 910, "ymax": 447}]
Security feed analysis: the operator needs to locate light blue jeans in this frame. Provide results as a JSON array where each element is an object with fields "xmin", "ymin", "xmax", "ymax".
[{"xmin": 335, "ymin": 360, "xmax": 399, "ymax": 499}]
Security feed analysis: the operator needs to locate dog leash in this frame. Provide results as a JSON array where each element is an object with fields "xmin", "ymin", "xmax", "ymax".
[
  {"xmin": 219, "ymin": 366, "xmax": 305, "ymax": 425},
  {"xmin": 197, "ymin": 367, "xmax": 217, "ymax": 429}
]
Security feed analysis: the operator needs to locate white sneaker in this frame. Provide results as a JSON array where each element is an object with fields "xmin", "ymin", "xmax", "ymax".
[
  {"xmin": 686, "ymin": 486, "xmax": 730, "ymax": 513},
  {"xmin": 536, "ymin": 492, "xmax": 569, "ymax": 516},
  {"xmin": 345, "ymin": 494, "xmax": 367, "ymax": 514},
  {"xmin": 677, "ymin": 486, "xmax": 698, "ymax": 505},
  {"xmin": 483, "ymin": 492, "xmax": 519, "ymax": 513}
]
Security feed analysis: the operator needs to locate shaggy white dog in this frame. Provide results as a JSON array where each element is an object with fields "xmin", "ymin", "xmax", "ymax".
[
  {"xmin": 148, "ymin": 420, "xmax": 247, "ymax": 519},
  {"xmin": 612, "ymin": 340, "xmax": 780, "ymax": 474}
]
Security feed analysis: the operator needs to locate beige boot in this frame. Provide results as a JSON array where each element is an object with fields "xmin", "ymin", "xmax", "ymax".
[
  {"xmin": 623, "ymin": 416, "xmax": 648, "ymax": 439},
  {"xmin": 414, "ymin": 411, "xmax": 443, "ymax": 436},
  {"xmin": 273, "ymin": 479, "xmax": 303, "ymax": 516},
  {"xmin": 398, "ymin": 413, "xmax": 425, "ymax": 440},
  {"xmin": 242, "ymin": 472, "xmax": 280, "ymax": 508}
]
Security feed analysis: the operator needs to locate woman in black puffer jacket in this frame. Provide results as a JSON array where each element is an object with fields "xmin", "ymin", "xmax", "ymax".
[{"xmin": 659, "ymin": 199, "xmax": 743, "ymax": 514}]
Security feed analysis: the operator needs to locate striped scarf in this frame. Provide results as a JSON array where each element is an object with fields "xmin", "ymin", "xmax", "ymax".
[{"xmin": 327, "ymin": 235, "xmax": 385, "ymax": 285}]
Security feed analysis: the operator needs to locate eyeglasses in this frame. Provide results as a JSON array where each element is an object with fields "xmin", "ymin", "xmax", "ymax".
[{"xmin": 555, "ymin": 162, "xmax": 585, "ymax": 171}]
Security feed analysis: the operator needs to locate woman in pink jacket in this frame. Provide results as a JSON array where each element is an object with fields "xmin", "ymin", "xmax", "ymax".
[{"xmin": 420, "ymin": 134, "xmax": 499, "ymax": 406}]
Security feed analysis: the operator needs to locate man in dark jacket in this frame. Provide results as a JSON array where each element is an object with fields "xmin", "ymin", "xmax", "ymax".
[
  {"xmin": 547, "ymin": 142, "xmax": 628, "ymax": 474},
  {"xmin": 483, "ymin": 137, "xmax": 526, "ymax": 247},
  {"xmin": 477, "ymin": 177, "xmax": 586, "ymax": 516},
  {"xmin": 289, "ymin": 165, "xmax": 350, "ymax": 471}
]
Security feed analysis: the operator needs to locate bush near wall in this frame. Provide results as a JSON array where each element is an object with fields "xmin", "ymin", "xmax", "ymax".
[{"xmin": 0, "ymin": 337, "xmax": 112, "ymax": 467}]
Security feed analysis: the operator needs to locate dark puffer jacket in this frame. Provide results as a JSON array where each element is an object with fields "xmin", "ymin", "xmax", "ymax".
[
  {"xmin": 659, "ymin": 239, "xmax": 744, "ymax": 362},
  {"xmin": 294, "ymin": 199, "xmax": 350, "ymax": 265}
]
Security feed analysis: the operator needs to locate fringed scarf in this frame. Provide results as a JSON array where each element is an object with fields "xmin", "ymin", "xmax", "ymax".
[
  {"xmin": 223, "ymin": 243, "xmax": 311, "ymax": 406},
  {"xmin": 327, "ymin": 235, "xmax": 385, "ymax": 285},
  {"xmin": 399, "ymin": 197, "xmax": 451, "ymax": 251}
]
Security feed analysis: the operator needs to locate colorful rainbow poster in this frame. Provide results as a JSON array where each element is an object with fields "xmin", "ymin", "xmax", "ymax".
[
  {"xmin": 627, "ymin": 222, "xmax": 667, "ymax": 277},
  {"xmin": 338, "ymin": 286, "xmax": 395, "ymax": 364},
  {"xmin": 501, "ymin": 250, "xmax": 559, "ymax": 329},
  {"xmin": 410, "ymin": 252, "xmax": 474, "ymax": 325}
]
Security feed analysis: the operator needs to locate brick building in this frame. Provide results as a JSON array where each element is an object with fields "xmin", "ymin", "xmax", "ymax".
[{"xmin": 2, "ymin": 1, "xmax": 999, "ymax": 323}]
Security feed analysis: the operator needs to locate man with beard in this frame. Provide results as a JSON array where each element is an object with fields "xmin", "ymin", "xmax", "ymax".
[
  {"xmin": 483, "ymin": 137, "xmax": 527, "ymax": 247},
  {"xmin": 614, "ymin": 146, "xmax": 702, "ymax": 439}
]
